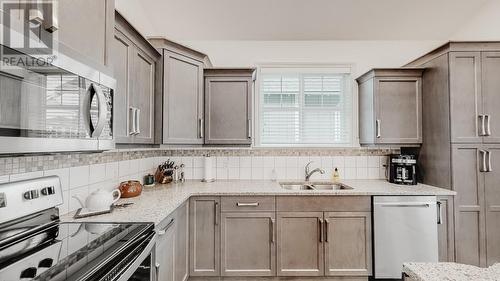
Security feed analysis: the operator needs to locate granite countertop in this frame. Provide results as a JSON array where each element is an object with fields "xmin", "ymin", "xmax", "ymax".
[
  {"xmin": 403, "ymin": 262, "xmax": 500, "ymax": 281},
  {"xmin": 61, "ymin": 179, "xmax": 455, "ymax": 226}
]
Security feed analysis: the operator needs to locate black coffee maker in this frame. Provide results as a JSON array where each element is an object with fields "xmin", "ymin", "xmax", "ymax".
[{"xmin": 388, "ymin": 154, "xmax": 417, "ymax": 185}]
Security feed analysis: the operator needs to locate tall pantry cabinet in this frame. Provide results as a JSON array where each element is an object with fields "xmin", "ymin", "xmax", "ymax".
[{"xmin": 407, "ymin": 42, "xmax": 500, "ymax": 267}]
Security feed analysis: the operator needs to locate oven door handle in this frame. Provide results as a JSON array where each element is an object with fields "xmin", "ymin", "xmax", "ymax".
[{"xmin": 115, "ymin": 233, "xmax": 157, "ymax": 281}]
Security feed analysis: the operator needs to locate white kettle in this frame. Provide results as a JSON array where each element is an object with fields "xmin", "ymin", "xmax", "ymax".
[{"xmin": 77, "ymin": 188, "xmax": 121, "ymax": 211}]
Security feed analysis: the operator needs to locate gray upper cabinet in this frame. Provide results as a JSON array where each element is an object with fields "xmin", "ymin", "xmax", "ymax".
[
  {"xmin": 112, "ymin": 12, "xmax": 160, "ymax": 144},
  {"xmin": 481, "ymin": 52, "xmax": 500, "ymax": 144},
  {"xmin": 449, "ymin": 52, "xmax": 483, "ymax": 143},
  {"xmin": 57, "ymin": 0, "xmax": 114, "ymax": 75},
  {"xmin": 149, "ymin": 38, "xmax": 210, "ymax": 145},
  {"xmin": 357, "ymin": 68, "xmax": 423, "ymax": 145},
  {"xmin": 204, "ymin": 69, "xmax": 255, "ymax": 145}
]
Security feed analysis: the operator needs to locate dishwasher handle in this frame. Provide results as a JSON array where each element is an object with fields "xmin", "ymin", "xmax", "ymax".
[{"xmin": 378, "ymin": 202, "xmax": 431, "ymax": 208}]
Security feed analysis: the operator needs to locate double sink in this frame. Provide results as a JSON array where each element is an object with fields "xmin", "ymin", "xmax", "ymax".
[{"xmin": 279, "ymin": 181, "xmax": 353, "ymax": 191}]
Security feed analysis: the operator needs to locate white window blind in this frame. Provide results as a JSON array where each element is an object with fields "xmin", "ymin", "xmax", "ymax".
[{"xmin": 259, "ymin": 70, "xmax": 352, "ymax": 146}]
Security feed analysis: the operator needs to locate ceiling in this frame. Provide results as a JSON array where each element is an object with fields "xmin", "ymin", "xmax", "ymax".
[{"xmin": 115, "ymin": 0, "xmax": 492, "ymax": 41}]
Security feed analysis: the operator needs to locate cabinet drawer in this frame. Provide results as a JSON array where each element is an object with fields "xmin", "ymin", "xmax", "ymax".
[
  {"xmin": 221, "ymin": 196, "xmax": 275, "ymax": 212},
  {"xmin": 277, "ymin": 196, "xmax": 371, "ymax": 212}
]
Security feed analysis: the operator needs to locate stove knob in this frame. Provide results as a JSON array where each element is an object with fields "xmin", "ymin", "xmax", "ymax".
[
  {"xmin": 23, "ymin": 190, "xmax": 39, "ymax": 200},
  {"xmin": 20, "ymin": 267, "xmax": 37, "ymax": 278},
  {"xmin": 41, "ymin": 186, "xmax": 55, "ymax": 196}
]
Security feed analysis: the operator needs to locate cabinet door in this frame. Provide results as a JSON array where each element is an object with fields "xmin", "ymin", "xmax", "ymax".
[
  {"xmin": 324, "ymin": 212, "xmax": 372, "ymax": 277},
  {"xmin": 156, "ymin": 218, "xmax": 176, "ymax": 281},
  {"xmin": 163, "ymin": 51, "xmax": 204, "ymax": 144},
  {"xmin": 451, "ymin": 145, "xmax": 486, "ymax": 266},
  {"xmin": 375, "ymin": 77, "xmax": 422, "ymax": 144},
  {"xmin": 58, "ymin": 0, "xmax": 113, "ymax": 71},
  {"xmin": 449, "ymin": 52, "xmax": 483, "ymax": 143},
  {"xmin": 204, "ymin": 77, "xmax": 252, "ymax": 145},
  {"xmin": 437, "ymin": 196, "xmax": 455, "ymax": 262},
  {"xmin": 221, "ymin": 212, "xmax": 275, "ymax": 276},
  {"xmin": 482, "ymin": 52, "xmax": 500, "ymax": 143},
  {"xmin": 276, "ymin": 212, "xmax": 324, "ymax": 276},
  {"xmin": 175, "ymin": 201, "xmax": 189, "ymax": 281},
  {"xmin": 484, "ymin": 146, "xmax": 500, "ymax": 266},
  {"xmin": 131, "ymin": 48, "xmax": 155, "ymax": 143},
  {"xmin": 189, "ymin": 197, "xmax": 220, "ymax": 276},
  {"xmin": 110, "ymin": 30, "xmax": 134, "ymax": 143}
]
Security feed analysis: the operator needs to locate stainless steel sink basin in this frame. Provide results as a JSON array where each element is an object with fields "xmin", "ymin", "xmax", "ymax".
[{"xmin": 279, "ymin": 182, "xmax": 353, "ymax": 191}]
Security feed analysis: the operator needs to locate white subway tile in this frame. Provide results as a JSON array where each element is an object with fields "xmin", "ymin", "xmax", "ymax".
[
  {"xmin": 274, "ymin": 167, "xmax": 286, "ymax": 180},
  {"xmin": 285, "ymin": 156, "xmax": 298, "ymax": 168},
  {"xmin": 356, "ymin": 156, "xmax": 368, "ymax": 168},
  {"xmin": 105, "ymin": 162, "xmax": 119, "ymax": 180},
  {"xmin": 228, "ymin": 168, "xmax": 239, "ymax": 179},
  {"xmin": 262, "ymin": 157, "xmax": 275, "ymax": 168},
  {"xmin": 89, "ymin": 163, "xmax": 106, "ymax": 184},
  {"xmin": 345, "ymin": 156, "xmax": 356, "ymax": 168},
  {"xmin": 379, "ymin": 167, "xmax": 387, "ymax": 180},
  {"xmin": 239, "ymin": 157, "xmax": 252, "ymax": 168},
  {"xmin": 227, "ymin": 157, "xmax": 239, "ymax": 168},
  {"xmin": 368, "ymin": 168, "xmax": 379, "ymax": 179},
  {"xmin": 0, "ymin": 175, "xmax": 9, "ymax": 183},
  {"xmin": 309, "ymin": 156, "xmax": 321, "ymax": 166},
  {"xmin": 183, "ymin": 167, "xmax": 193, "ymax": 179},
  {"xmin": 44, "ymin": 168, "xmax": 70, "ymax": 191},
  {"xmin": 9, "ymin": 171, "xmax": 43, "ymax": 182},
  {"xmin": 251, "ymin": 167, "xmax": 264, "ymax": 179},
  {"xmin": 193, "ymin": 157, "xmax": 204, "ymax": 168},
  {"xmin": 216, "ymin": 157, "xmax": 228, "ymax": 168},
  {"xmin": 368, "ymin": 156, "xmax": 380, "ymax": 168},
  {"xmin": 321, "ymin": 157, "xmax": 333, "ymax": 169},
  {"xmin": 286, "ymin": 167, "xmax": 299, "ymax": 179},
  {"xmin": 118, "ymin": 160, "xmax": 131, "ymax": 177},
  {"xmin": 296, "ymin": 156, "xmax": 310, "ymax": 168},
  {"xmin": 344, "ymin": 167, "xmax": 356, "ymax": 179},
  {"xmin": 274, "ymin": 157, "xmax": 287, "ymax": 167},
  {"xmin": 263, "ymin": 168, "xmax": 275, "ymax": 180},
  {"xmin": 68, "ymin": 185, "xmax": 88, "ymax": 212},
  {"xmin": 69, "ymin": 166, "xmax": 89, "ymax": 189},
  {"xmin": 356, "ymin": 167, "xmax": 368, "ymax": 179},
  {"xmin": 332, "ymin": 156, "xmax": 345, "ymax": 169},
  {"xmin": 216, "ymin": 167, "xmax": 228, "ymax": 180},
  {"xmin": 192, "ymin": 168, "xmax": 204, "ymax": 179},
  {"xmin": 180, "ymin": 157, "xmax": 193, "ymax": 168},
  {"xmin": 58, "ymin": 190, "xmax": 70, "ymax": 215},
  {"xmin": 239, "ymin": 167, "xmax": 252, "ymax": 179},
  {"xmin": 252, "ymin": 156, "xmax": 263, "ymax": 168},
  {"xmin": 130, "ymin": 159, "xmax": 140, "ymax": 174}
]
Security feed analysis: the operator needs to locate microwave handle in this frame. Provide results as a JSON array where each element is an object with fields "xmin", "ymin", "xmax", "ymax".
[
  {"xmin": 83, "ymin": 83, "xmax": 107, "ymax": 138},
  {"xmin": 93, "ymin": 84, "xmax": 107, "ymax": 137}
]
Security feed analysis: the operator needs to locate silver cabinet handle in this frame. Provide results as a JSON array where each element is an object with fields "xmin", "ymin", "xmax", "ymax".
[
  {"xmin": 214, "ymin": 202, "xmax": 219, "ymax": 225},
  {"xmin": 480, "ymin": 150, "xmax": 487, "ymax": 172},
  {"xmin": 376, "ymin": 119, "xmax": 381, "ymax": 138},
  {"xmin": 155, "ymin": 263, "xmax": 160, "ymax": 281},
  {"xmin": 270, "ymin": 218, "xmax": 275, "ymax": 243},
  {"xmin": 199, "ymin": 118, "xmax": 204, "ymax": 139},
  {"xmin": 129, "ymin": 107, "xmax": 136, "ymax": 135},
  {"xmin": 479, "ymin": 115, "xmax": 486, "ymax": 136},
  {"xmin": 324, "ymin": 219, "xmax": 329, "ymax": 242},
  {"xmin": 485, "ymin": 114, "xmax": 491, "ymax": 136},
  {"xmin": 135, "ymin": 108, "xmax": 141, "ymax": 135},
  {"xmin": 379, "ymin": 203, "xmax": 430, "ymax": 208},
  {"xmin": 437, "ymin": 201, "xmax": 442, "ymax": 225},
  {"xmin": 158, "ymin": 218, "xmax": 174, "ymax": 235},
  {"xmin": 247, "ymin": 119, "xmax": 252, "ymax": 138},
  {"xmin": 318, "ymin": 218, "xmax": 323, "ymax": 242},
  {"xmin": 487, "ymin": 150, "xmax": 493, "ymax": 172},
  {"xmin": 236, "ymin": 202, "xmax": 259, "ymax": 207}
]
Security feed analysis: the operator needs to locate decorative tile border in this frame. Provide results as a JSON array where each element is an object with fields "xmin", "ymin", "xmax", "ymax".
[{"xmin": 0, "ymin": 147, "xmax": 399, "ymax": 176}]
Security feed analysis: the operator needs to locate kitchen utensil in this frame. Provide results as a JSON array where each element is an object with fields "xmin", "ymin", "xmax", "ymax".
[{"xmin": 119, "ymin": 180, "xmax": 143, "ymax": 198}]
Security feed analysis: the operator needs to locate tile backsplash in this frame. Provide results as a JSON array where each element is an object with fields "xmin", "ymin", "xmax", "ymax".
[{"xmin": 0, "ymin": 148, "xmax": 394, "ymax": 216}]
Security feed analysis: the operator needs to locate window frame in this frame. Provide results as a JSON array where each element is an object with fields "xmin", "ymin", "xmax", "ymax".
[{"xmin": 254, "ymin": 63, "xmax": 359, "ymax": 148}]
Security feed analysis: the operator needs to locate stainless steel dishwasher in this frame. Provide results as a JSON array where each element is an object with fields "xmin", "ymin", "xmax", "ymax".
[{"xmin": 373, "ymin": 196, "xmax": 439, "ymax": 279}]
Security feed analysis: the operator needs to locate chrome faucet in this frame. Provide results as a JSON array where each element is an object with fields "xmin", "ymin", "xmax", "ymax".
[{"xmin": 305, "ymin": 161, "xmax": 325, "ymax": 181}]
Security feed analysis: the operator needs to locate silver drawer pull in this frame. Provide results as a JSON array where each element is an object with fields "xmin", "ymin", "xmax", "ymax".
[
  {"xmin": 437, "ymin": 201, "xmax": 442, "ymax": 225},
  {"xmin": 376, "ymin": 119, "xmax": 381, "ymax": 138},
  {"xmin": 380, "ymin": 203, "xmax": 430, "ymax": 208},
  {"xmin": 158, "ymin": 218, "xmax": 174, "ymax": 235},
  {"xmin": 236, "ymin": 202, "xmax": 259, "ymax": 207}
]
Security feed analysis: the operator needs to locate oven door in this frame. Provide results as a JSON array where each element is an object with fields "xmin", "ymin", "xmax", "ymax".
[
  {"xmin": 115, "ymin": 233, "xmax": 156, "ymax": 281},
  {"xmin": 0, "ymin": 46, "xmax": 114, "ymax": 154}
]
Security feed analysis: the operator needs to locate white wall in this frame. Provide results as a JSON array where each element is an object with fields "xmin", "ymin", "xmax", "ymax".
[
  {"xmin": 180, "ymin": 40, "xmax": 444, "ymax": 77},
  {"xmin": 451, "ymin": 0, "xmax": 500, "ymax": 41}
]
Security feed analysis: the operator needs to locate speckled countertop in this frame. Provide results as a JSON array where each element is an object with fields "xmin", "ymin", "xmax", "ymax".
[
  {"xmin": 403, "ymin": 262, "xmax": 500, "ymax": 281},
  {"xmin": 61, "ymin": 179, "xmax": 455, "ymax": 227}
]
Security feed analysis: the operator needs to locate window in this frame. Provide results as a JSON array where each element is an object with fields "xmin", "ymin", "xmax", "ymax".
[{"xmin": 257, "ymin": 66, "xmax": 353, "ymax": 146}]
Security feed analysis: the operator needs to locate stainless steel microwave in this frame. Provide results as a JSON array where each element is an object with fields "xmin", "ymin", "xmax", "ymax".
[{"xmin": 0, "ymin": 45, "xmax": 115, "ymax": 154}]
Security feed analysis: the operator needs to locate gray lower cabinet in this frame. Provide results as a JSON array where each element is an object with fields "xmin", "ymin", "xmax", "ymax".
[
  {"xmin": 277, "ymin": 212, "xmax": 324, "ymax": 276},
  {"xmin": 112, "ymin": 12, "xmax": 160, "ymax": 144},
  {"xmin": 189, "ymin": 197, "xmax": 220, "ymax": 276},
  {"xmin": 204, "ymin": 69, "xmax": 255, "ymax": 145},
  {"xmin": 175, "ymin": 201, "xmax": 189, "ymax": 281},
  {"xmin": 156, "ymin": 216, "xmax": 176, "ymax": 281},
  {"xmin": 220, "ymin": 212, "xmax": 275, "ymax": 276},
  {"xmin": 484, "ymin": 146, "xmax": 500, "ymax": 266},
  {"xmin": 437, "ymin": 196, "xmax": 455, "ymax": 262},
  {"xmin": 357, "ymin": 68, "xmax": 423, "ymax": 145},
  {"xmin": 324, "ymin": 212, "xmax": 372, "ymax": 276}
]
